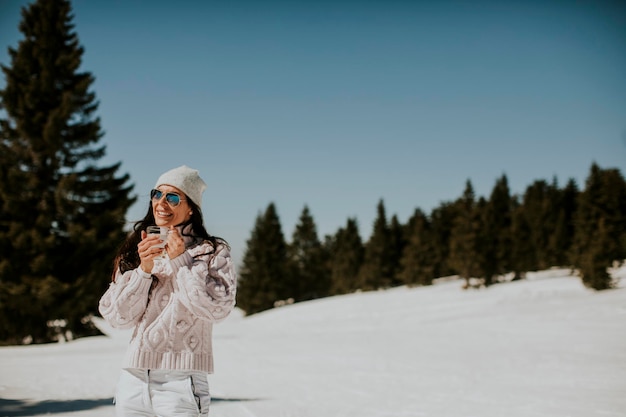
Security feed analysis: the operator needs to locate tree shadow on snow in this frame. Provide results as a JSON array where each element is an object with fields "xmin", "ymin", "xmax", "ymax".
[
  {"xmin": 0, "ymin": 396, "xmax": 263, "ymax": 416},
  {"xmin": 0, "ymin": 397, "xmax": 113, "ymax": 416}
]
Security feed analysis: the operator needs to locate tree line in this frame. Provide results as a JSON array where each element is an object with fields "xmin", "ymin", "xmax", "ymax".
[{"xmin": 238, "ymin": 164, "xmax": 626, "ymax": 315}]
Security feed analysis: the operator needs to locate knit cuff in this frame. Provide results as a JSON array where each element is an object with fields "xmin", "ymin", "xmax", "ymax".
[
  {"xmin": 170, "ymin": 251, "xmax": 193, "ymax": 274},
  {"xmin": 137, "ymin": 268, "xmax": 152, "ymax": 280}
]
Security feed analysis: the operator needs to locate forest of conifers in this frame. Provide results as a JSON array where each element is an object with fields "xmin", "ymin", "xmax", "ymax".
[{"xmin": 237, "ymin": 163, "xmax": 626, "ymax": 315}]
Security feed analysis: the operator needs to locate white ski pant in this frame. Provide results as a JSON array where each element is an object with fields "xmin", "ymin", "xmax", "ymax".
[{"xmin": 115, "ymin": 368, "xmax": 211, "ymax": 417}]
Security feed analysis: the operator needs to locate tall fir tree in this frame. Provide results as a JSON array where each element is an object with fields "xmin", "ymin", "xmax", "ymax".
[
  {"xmin": 540, "ymin": 177, "xmax": 565, "ymax": 266},
  {"xmin": 288, "ymin": 205, "xmax": 330, "ymax": 301},
  {"xmin": 399, "ymin": 208, "xmax": 434, "ymax": 286},
  {"xmin": 328, "ymin": 218, "xmax": 363, "ymax": 295},
  {"xmin": 429, "ymin": 201, "xmax": 457, "ymax": 278},
  {"xmin": 448, "ymin": 180, "xmax": 482, "ymax": 288},
  {"xmin": 473, "ymin": 196, "xmax": 489, "ymax": 280},
  {"xmin": 0, "ymin": 0, "xmax": 134, "ymax": 344},
  {"xmin": 237, "ymin": 203, "xmax": 290, "ymax": 315},
  {"xmin": 479, "ymin": 175, "xmax": 513, "ymax": 286},
  {"xmin": 358, "ymin": 200, "xmax": 394, "ymax": 290},
  {"xmin": 547, "ymin": 178, "xmax": 578, "ymax": 266},
  {"xmin": 510, "ymin": 196, "xmax": 534, "ymax": 280},
  {"xmin": 521, "ymin": 180, "xmax": 554, "ymax": 270},
  {"xmin": 570, "ymin": 164, "xmax": 626, "ymax": 289},
  {"xmin": 388, "ymin": 214, "xmax": 406, "ymax": 286}
]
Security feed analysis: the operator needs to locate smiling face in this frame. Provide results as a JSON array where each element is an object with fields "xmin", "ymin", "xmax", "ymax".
[{"xmin": 151, "ymin": 185, "xmax": 192, "ymax": 227}]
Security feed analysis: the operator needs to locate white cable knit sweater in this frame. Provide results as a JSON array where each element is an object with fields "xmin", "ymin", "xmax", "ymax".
[{"xmin": 98, "ymin": 225, "xmax": 237, "ymax": 373}]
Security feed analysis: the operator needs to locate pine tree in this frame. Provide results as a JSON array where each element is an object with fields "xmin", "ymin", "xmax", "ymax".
[
  {"xmin": 448, "ymin": 180, "xmax": 482, "ymax": 288},
  {"xmin": 0, "ymin": 0, "xmax": 134, "ymax": 344},
  {"xmin": 521, "ymin": 180, "xmax": 552, "ymax": 270},
  {"xmin": 510, "ymin": 196, "xmax": 534, "ymax": 280},
  {"xmin": 288, "ymin": 205, "xmax": 330, "ymax": 301},
  {"xmin": 388, "ymin": 214, "xmax": 406, "ymax": 286},
  {"xmin": 473, "ymin": 196, "xmax": 489, "ymax": 281},
  {"xmin": 571, "ymin": 164, "xmax": 626, "ymax": 289},
  {"xmin": 358, "ymin": 200, "xmax": 393, "ymax": 290},
  {"xmin": 237, "ymin": 203, "xmax": 290, "ymax": 315},
  {"xmin": 479, "ymin": 175, "xmax": 513, "ymax": 285},
  {"xmin": 429, "ymin": 202, "xmax": 457, "ymax": 278},
  {"xmin": 399, "ymin": 208, "xmax": 434, "ymax": 286},
  {"xmin": 547, "ymin": 178, "xmax": 578, "ymax": 266},
  {"xmin": 540, "ymin": 177, "xmax": 565, "ymax": 267},
  {"xmin": 328, "ymin": 218, "xmax": 363, "ymax": 295}
]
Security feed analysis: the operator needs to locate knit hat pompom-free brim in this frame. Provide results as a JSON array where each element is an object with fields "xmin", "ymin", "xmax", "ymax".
[{"xmin": 154, "ymin": 165, "xmax": 207, "ymax": 208}]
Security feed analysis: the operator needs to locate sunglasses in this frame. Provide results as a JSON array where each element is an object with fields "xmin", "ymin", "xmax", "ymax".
[{"xmin": 150, "ymin": 189, "xmax": 186, "ymax": 207}]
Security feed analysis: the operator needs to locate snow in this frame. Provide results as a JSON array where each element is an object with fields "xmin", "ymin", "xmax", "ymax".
[{"xmin": 1, "ymin": 268, "xmax": 625, "ymax": 417}]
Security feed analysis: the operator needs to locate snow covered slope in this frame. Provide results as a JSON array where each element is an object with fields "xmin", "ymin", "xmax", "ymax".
[{"xmin": 1, "ymin": 268, "xmax": 625, "ymax": 417}]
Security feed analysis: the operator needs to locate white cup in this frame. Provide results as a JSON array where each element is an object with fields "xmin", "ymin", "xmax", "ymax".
[{"xmin": 146, "ymin": 226, "xmax": 168, "ymax": 258}]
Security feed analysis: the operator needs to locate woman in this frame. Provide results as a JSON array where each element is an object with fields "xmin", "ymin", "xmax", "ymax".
[{"xmin": 99, "ymin": 165, "xmax": 237, "ymax": 417}]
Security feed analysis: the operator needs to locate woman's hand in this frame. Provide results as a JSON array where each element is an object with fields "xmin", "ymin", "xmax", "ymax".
[
  {"xmin": 165, "ymin": 226, "xmax": 186, "ymax": 259},
  {"xmin": 138, "ymin": 230, "xmax": 163, "ymax": 273}
]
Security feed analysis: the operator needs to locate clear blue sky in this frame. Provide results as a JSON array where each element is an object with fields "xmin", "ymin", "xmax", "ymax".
[{"xmin": 1, "ymin": 0, "xmax": 625, "ymax": 265}]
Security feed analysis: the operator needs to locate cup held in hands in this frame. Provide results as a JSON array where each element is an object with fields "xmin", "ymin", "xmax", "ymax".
[{"xmin": 146, "ymin": 226, "xmax": 168, "ymax": 257}]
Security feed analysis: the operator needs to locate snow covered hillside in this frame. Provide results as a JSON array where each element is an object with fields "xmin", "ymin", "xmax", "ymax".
[{"xmin": 1, "ymin": 268, "xmax": 625, "ymax": 417}]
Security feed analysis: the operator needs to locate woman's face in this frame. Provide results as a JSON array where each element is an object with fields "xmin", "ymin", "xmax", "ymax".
[{"xmin": 151, "ymin": 185, "xmax": 192, "ymax": 227}]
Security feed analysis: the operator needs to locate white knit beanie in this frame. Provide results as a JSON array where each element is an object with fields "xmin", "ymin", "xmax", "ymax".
[{"xmin": 154, "ymin": 165, "xmax": 207, "ymax": 208}]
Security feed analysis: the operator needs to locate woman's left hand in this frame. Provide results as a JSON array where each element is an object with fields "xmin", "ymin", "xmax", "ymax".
[{"xmin": 165, "ymin": 226, "xmax": 186, "ymax": 259}]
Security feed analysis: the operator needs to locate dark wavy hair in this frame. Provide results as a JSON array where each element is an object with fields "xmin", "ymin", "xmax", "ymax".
[{"xmin": 112, "ymin": 194, "xmax": 228, "ymax": 279}]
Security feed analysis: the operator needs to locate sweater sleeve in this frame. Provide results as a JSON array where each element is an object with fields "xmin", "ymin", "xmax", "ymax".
[
  {"xmin": 98, "ymin": 268, "xmax": 153, "ymax": 329},
  {"xmin": 173, "ymin": 243, "xmax": 237, "ymax": 323}
]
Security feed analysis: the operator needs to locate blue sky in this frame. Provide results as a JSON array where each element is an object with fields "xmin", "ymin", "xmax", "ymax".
[{"xmin": 1, "ymin": 0, "xmax": 625, "ymax": 265}]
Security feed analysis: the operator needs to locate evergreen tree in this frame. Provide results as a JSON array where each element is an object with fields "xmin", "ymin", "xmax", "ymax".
[
  {"xmin": 358, "ymin": 199, "xmax": 393, "ymax": 290},
  {"xmin": 288, "ymin": 205, "xmax": 330, "ymax": 301},
  {"xmin": 547, "ymin": 178, "xmax": 578, "ymax": 266},
  {"xmin": 510, "ymin": 196, "xmax": 534, "ymax": 280},
  {"xmin": 448, "ymin": 180, "xmax": 482, "ymax": 288},
  {"xmin": 429, "ymin": 202, "xmax": 457, "ymax": 278},
  {"xmin": 388, "ymin": 214, "xmax": 406, "ymax": 286},
  {"xmin": 479, "ymin": 175, "xmax": 513, "ymax": 285},
  {"xmin": 237, "ymin": 203, "xmax": 289, "ymax": 315},
  {"xmin": 328, "ymin": 218, "xmax": 363, "ymax": 295},
  {"xmin": 399, "ymin": 208, "xmax": 434, "ymax": 286},
  {"xmin": 521, "ymin": 180, "xmax": 552, "ymax": 270},
  {"xmin": 0, "ymin": 0, "xmax": 134, "ymax": 344},
  {"xmin": 541, "ymin": 177, "xmax": 565, "ymax": 266},
  {"xmin": 571, "ymin": 164, "xmax": 626, "ymax": 289},
  {"xmin": 473, "ymin": 196, "xmax": 489, "ymax": 281}
]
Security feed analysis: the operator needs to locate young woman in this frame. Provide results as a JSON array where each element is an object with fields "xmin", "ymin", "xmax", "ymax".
[{"xmin": 99, "ymin": 165, "xmax": 237, "ymax": 417}]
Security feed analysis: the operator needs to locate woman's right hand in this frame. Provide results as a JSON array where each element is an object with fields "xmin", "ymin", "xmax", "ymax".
[{"xmin": 138, "ymin": 230, "xmax": 163, "ymax": 274}]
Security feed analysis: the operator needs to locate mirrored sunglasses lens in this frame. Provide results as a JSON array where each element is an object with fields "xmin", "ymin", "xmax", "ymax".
[
  {"xmin": 165, "ymin": 193, "xmax": 181, "ymax": 206},
  {"xmin": 151, "ymin": 189, "xmax": 163, "ymax": 200}
]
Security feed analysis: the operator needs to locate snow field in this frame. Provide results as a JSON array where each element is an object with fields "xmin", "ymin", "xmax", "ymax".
[{"xmin": 1, "ymin": 268, "xmax": 625, "ymax": 417}]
